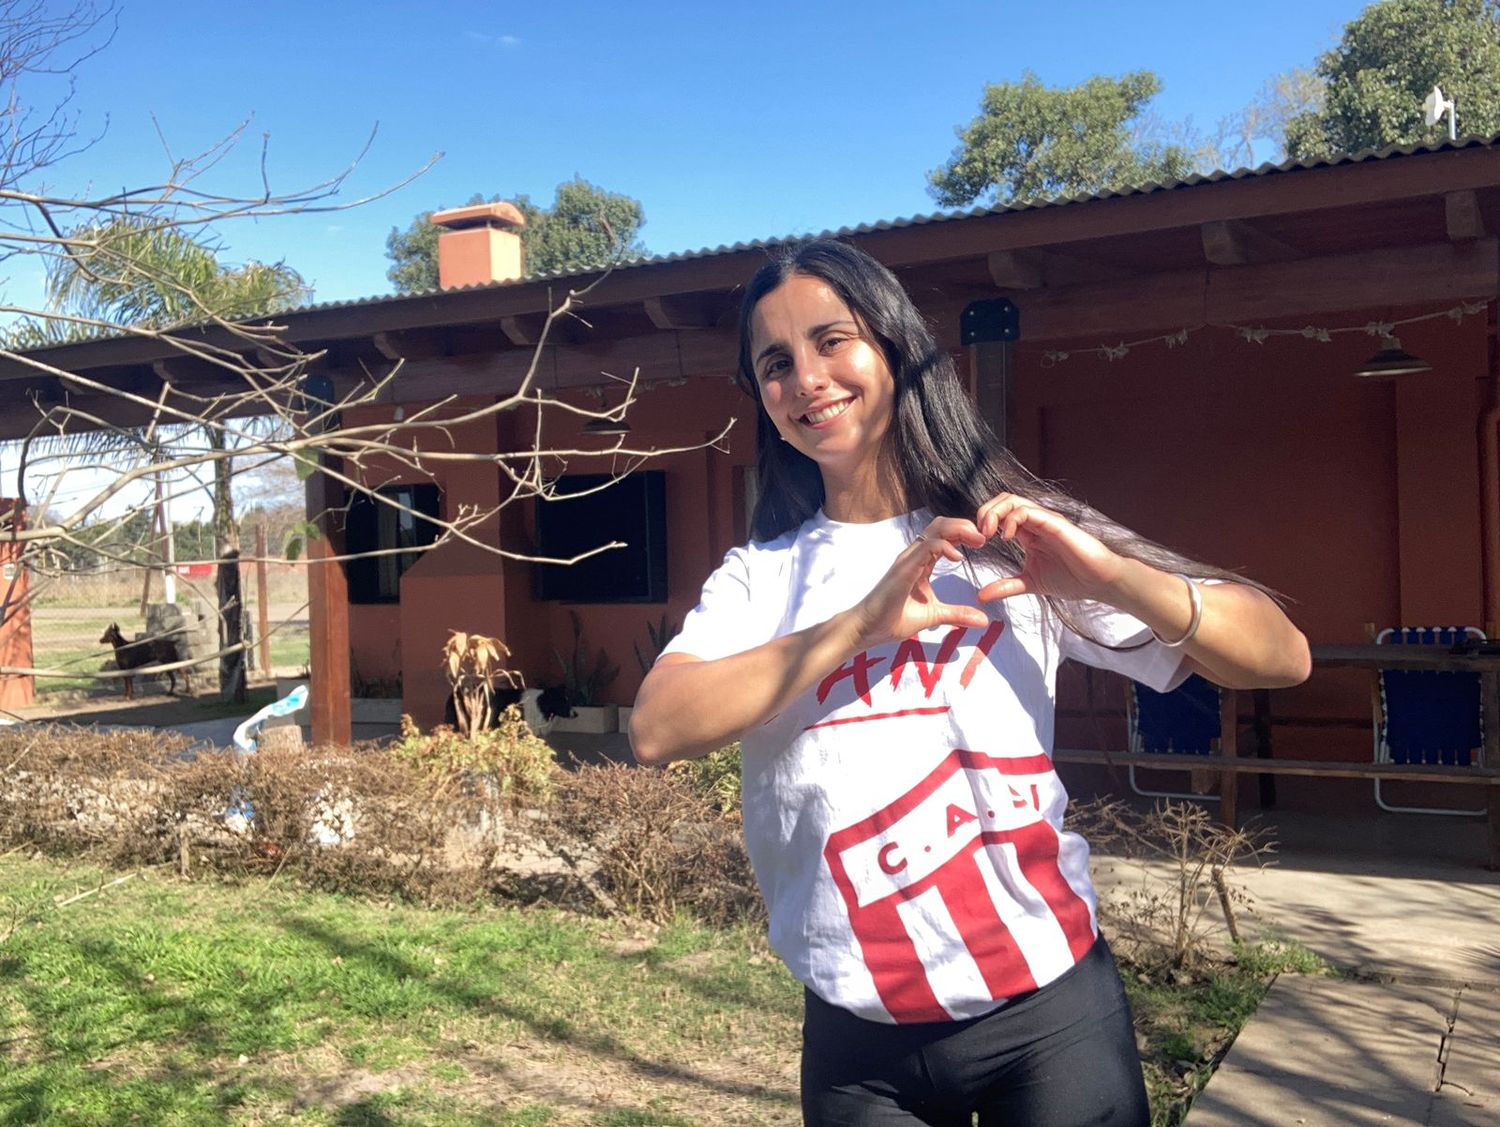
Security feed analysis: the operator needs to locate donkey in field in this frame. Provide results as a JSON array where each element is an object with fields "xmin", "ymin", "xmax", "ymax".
[{"xmin": 99, "ymin": 623, "xmax": 188, "ymax": 699}]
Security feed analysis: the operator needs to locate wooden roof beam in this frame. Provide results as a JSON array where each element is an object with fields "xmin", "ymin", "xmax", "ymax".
[
  {"xmin": 643, "ymin": 294, "xmax": 728, "ymax": 330},
  {"xmin": 151, "ymin": 356, "xmax": 223, "ymax": 386},
  {"xmin": 372, "ymin": 329, "xmax": 450, "ymax": 361},
  {"xmin": 1446, "ymin": 190, "xmax": 1487, "ymax": 240},
  {"xmin": 365, "ymin": 328, "xmax": 739, "ymax": 404},
  {"xmin": 987, "ymin": 250, "xmax": 1044, "ymax": 289},
  {"xmin": 987, "ymin": 249, "xmax": 1136, "ymax": 290},
  {"xmin": 1201, "ymin": 219, "xmax": 1302, "ymax": 266},
  {"xmin": 500, "ymin": 313, "xmax": 547, "ymax": 346},
  {"xmin": 860, "ymin": 146, "xmax": 1500, "ymax": 262},
  {"xmin": 927, "ymin": 239, "xmax": 1499, "ymax": 342},
  {"xmin": 444, "ymin": 325, "xmax": 512, "ymax": 357}
]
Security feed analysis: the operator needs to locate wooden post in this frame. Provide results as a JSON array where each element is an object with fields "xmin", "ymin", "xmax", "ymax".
[
  {"xmin": 1252, "ymin": 687, "xmax": 1275, "ymax": 808},
  {"xmin": 1219, "ymin": 688, "xmax": 1239, "ymax": 829},
  {"xmin": 1483, "ymin": 668, "xmax": 1500, "ymax": 870},
  {"xmin": 960, "ymin": 299, "xmax": 1020, "ymax": 446},
  {"xmin": 971, "ymin": 340, "xmax": 1013, "ymax": 445},
  {"xmin": 306, "ymin": 458, "xmax": 351, "ymax": 746},
  {"xmin": 254, "ymin": 523, "xmax": 271, "ymax": 676},
  {"xmin": 217, "ymin": 549, "xmax": 246, "ymax": 702}
]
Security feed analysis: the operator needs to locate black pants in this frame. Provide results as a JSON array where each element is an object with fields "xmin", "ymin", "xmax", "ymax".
[{"xmin": 801, "ymin": 936, "xmax": 1149, "ymax": 1126}]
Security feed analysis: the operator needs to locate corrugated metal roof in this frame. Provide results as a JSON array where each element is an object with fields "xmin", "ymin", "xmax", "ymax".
[{"xmin": 97, "ymin": 133, "xmax": 1500, "ymax": 323}]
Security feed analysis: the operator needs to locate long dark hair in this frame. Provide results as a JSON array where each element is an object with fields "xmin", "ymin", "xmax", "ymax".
[{"xmin": 734, "ymin": 239, "xmax": 1260, "ymax": 605}]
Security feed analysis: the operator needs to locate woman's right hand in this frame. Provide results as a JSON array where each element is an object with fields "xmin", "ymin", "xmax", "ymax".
[
  {"xmin": 634, "ymin": 518, "xmax": 995, "ymax": 766},
  {"xmin": 846, "ymin": 516, "xmax": 993, "ymax": 648}
]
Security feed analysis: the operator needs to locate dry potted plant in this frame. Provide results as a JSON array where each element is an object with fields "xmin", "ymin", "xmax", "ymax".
[{"xmin": 443, "ymin": 631, "xmax": 523, "ymax": 739}]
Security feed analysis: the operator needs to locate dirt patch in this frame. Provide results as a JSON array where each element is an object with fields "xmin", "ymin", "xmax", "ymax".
[
  {"xmin": 288, "ymin": 1064, "xmax": 429, "ymax": 1111},
  {"xmin": 255, "ymin": 1031, "xmax": 801, "ymax": 1124}
]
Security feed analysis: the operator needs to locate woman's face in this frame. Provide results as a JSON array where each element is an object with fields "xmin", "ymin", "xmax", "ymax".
[{"xmin": 747, "ymin": 273, "xmax": 897, "ymax": 481}]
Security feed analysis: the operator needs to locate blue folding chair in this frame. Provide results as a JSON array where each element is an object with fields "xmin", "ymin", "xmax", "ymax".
[
  {"xmin": 1128, "ymin": 673, "xmax": 1223, "ymax": 802},
  {"xmin": 1374, "ymin": 626, "xmax": 1485, "ymax": 817}
]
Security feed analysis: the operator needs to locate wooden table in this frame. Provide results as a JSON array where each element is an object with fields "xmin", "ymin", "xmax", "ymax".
[
  {"xmin": 1308, "ymin": 644, "xmax": 1500, "ymax": 769},
  {"xmin": 1312, "ymin": 644, "xmax": 1499, "ymax": 868},
  {"xmin": 1055, "ymin": 644, "xmax": 1500, "ymax": 866}
]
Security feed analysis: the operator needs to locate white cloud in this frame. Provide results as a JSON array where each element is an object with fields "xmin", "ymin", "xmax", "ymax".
[{"xmin": 462, "ymin": 31, "xmax": 522, "ymax": 47}]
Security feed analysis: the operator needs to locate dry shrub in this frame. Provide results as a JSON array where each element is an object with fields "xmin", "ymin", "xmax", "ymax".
[
  {"xmin": 1068, "ymin": 797, "xmax": 1273, "ymax": 970},
  {"xmin": 0, "ymin": 725, "xmax": 202, "ymax": 864},
  {"xmin": 0, "ymin": 719, "xmax": 768, "ymax": 926},
  {"xmin": 539, "ymin": 760, "xmax": 761, "ymax": 926},
  {"xmin": 0, "ymin": 714, "xmax": 560, "ymax": 904}
]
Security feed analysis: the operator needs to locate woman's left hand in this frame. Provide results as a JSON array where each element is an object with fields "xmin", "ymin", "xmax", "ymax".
[
  {"xmin": 971, "ymin": 495, "xmax": 1313, "ymax": 689},
  {"xmin": 972, "ymin": 493, "xmax": 1125, "ymax": 604}
]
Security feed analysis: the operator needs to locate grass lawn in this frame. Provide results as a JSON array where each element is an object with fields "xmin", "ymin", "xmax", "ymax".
[
  {"xmin": 264, "ymin": 623, "xmax": 310, "ymax": 675},
  {"xmin": 1121, "ymin": 938, "xmax": 1327, "ymax": 1120},
  {"xmin": 0, "ymin": 852, "xmax": 1313, "ymax": 1126},
  {"xmin": 24, "ymin": 643, "xmax": 111, "ymax": 696},
  {"xmin": 0, "ymin": 856, "xmax": 803, "ymax": 1126},
  {"xmin": 27, "ymin": 611, "xmax": 118, "ymax": 697},
  {"xmin": 26, "ymin": 606, "xmax": 311, "ymax": 701}
]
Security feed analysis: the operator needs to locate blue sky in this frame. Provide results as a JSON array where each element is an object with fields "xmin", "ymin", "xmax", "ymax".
[{"xmin": 13, "ymin": 0, "xmax": 1369, "ymax": 309}]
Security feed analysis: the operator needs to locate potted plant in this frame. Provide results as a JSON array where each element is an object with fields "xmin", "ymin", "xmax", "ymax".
[
  {"xmin": 350, "ymin": 667, "xmax": 404, "ymax": 725},
  {"xmin": 550, "ymin": 612, "xmax": 621, "ymax": 734},
  {"xmin": 443, "ymin": 631, "xmax": 522, "ymax": 738},
  {"xmin": 619, "ymin": 613, "xmax": 680, "ymax": 732}
]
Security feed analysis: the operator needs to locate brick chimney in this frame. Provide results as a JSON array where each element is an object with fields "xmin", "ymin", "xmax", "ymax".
[{"xmin": 429, "ymin": 201, "xmax": 527, "ymax": 289}]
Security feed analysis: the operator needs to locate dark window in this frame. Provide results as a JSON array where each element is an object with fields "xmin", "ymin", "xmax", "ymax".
[
  {"xmin": 345, "ymin": 484, "xmax": 441, "ymax": 604},
  {"xmin": 534, "ymin": 472, "xmax": 667, "ymax": 603}
]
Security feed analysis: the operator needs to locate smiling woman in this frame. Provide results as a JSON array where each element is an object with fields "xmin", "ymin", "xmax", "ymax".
[
  {"xmin": 748, "ymin": 274, "xmax": 899, "ymax": 518},
  {"xmin": 630, "ymin": 239, "xmax": 1309, "ymax": 1126}
]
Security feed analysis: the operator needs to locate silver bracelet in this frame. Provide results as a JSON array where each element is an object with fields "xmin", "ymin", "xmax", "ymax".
[{"xmin": 1150, "ymin": 573, "xmax": 1202, "ymax": 648}]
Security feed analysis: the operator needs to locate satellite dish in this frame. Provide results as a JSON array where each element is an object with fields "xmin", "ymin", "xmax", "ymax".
[
  {"xmin": 1423, "ymin": 86, "xmax": 1446, "ymax": 126},
  {"xmin": 1424, "ymin": 85, "xmax": 1457, "ymax": 137}
]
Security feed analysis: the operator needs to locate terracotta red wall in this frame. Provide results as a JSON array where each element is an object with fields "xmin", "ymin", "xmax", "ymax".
[
  {"xmin": 499, "ymin": 378, "xmax": 754, "ymax": 705},
  {"xmin": 343, "ymin": 379, "xmax": 755, "ymax": 721},
  {"xmin": 1004, "ymin": 308, "xmax": 1485, "ymax": 815},
  {"xmin": 340, "ymin": 297, "xmax": 1486, "ymax": 821},
  {"xmin": 342, "ymin": 397, "xmax": 509, "ymax": 727}
]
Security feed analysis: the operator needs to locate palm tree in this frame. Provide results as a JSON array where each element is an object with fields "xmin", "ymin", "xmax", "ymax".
[{"xmin": 25, "ymin": 216, "xmax": 310, "ymax": 701}]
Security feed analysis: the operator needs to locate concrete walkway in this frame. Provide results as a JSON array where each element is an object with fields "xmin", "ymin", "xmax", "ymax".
[
  {"xmin": 164, "ymin": 716, "xmax": 401, "ymax": 750},
  {"xmin": 1092, "ymin": 810, "xmax": 1500, "ymax": 1125}
]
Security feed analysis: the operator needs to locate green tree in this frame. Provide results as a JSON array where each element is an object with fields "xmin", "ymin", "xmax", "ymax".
[
  {"xmin": 5, "ymin": 216, "xmax": 309, "ymax": 348},
  {"xmin": 172, "ymin": 518, "xmax": 215, "ymax": 565},
  {"xmin": 32, "ymin": 216, "xmax": 309, "ymax": 701},
  {"xmin": 1284, "ymin": 0, "xmax": 1500, "ymax": 159},
  {"xmin": 928, "ymin": 71, "xmax": 1195, "ymax": 207},
  {"xmin": 384, "ymin": 177, "xmax": 647, "ymax": 293}
]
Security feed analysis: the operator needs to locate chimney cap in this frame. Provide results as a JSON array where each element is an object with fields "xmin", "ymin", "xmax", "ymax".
[{"xmin": 430, "ymin": 201, "xmax": 526, "ymax": 231}]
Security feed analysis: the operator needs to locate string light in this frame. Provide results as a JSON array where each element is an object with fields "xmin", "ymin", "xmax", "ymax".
[{"xmin": 1037, "ymin": 300, "xmax": 1490, "ymax": 367}]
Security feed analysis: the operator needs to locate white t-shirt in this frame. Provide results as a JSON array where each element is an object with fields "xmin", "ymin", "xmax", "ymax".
[{"xmin": 662, "ymin": 509, "xmax": 1189, "ymax": 1024}]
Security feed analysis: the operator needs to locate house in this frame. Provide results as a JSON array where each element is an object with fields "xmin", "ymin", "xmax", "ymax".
[{"xmin": 3, "ymin": 137, "xmax": 1496, "ymax": 839}]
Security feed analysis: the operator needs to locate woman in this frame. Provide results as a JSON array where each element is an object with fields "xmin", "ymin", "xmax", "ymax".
[{"xmin": 631, "ymin": 240, "xmax": 1309, "ymax": 1126}]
